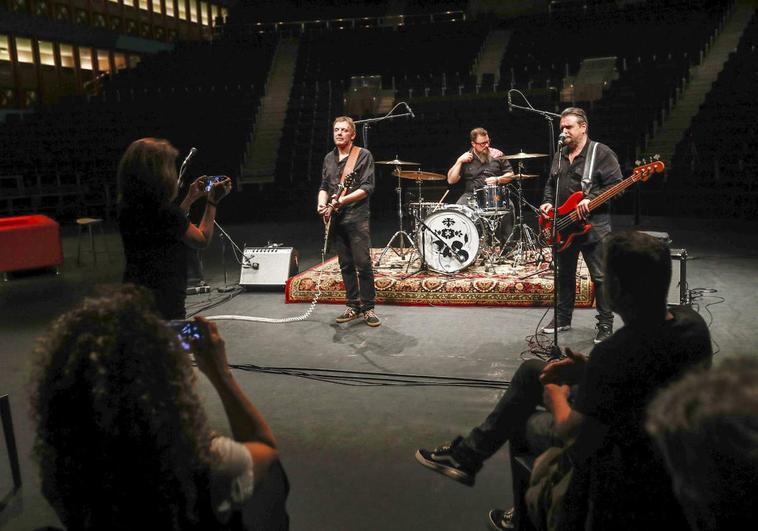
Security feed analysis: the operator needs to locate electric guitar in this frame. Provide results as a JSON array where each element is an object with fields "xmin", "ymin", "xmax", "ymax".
[
  {"xmin": 321, "ymin": 170, "xmax": 357, "ymax": 259},
  {"xmin": 539, "ymin": 158, "xmax": 665, "ymax": 252}
]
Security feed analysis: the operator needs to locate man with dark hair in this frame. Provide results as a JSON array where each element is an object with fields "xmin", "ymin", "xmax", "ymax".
[
  {"xmin": 447, "ymin": 127, "xmax": 515, "ymax": 206},
  {"xmin": 317, "ymin": 116, "xmax": 380, "ymax": 326},
  {"xmin": 415, "ymin": 230, "xmax": 712, "ymax": 530},
  {"xmin": 646, "ymin": 356, "xmax": 758, "ymax": 531},
  {"xmin": 539, "ymin": 107, "xmax": 623, "ymax": 343}
]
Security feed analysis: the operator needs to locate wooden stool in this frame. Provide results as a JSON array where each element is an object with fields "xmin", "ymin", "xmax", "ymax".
[{"xmin": 76, "ymin": 217, "xmax": 110, "ymax": 265}]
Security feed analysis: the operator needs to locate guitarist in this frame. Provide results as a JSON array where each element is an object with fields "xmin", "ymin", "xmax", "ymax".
[
  {"xmin": 316, "ymin": 116, "xmax": 380, "ymax": 327},
  {"xmin": 539, "ymin": 107, "xmax": 623, "ymax": 344}
]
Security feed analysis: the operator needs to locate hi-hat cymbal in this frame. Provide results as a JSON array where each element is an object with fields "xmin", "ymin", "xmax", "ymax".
[
  {"xmin": 503, "ymin": 151, "xmax": 549, "ymax": 160},
  {"xmin": 376, "ymin": 158, "xmax": 421, "ymax": 166},
  {"xmin": 392, "ymin": 170, "xmax": 446, "ymax": 181}
]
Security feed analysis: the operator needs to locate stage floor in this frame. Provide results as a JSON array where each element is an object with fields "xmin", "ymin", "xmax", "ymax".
[{"xmin": 1, "ymin": 214, "xmax": 757, "ymax": 530}]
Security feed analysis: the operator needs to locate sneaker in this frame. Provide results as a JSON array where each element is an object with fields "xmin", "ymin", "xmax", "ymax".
[
  {"xmin": 335, "ymin": 306, "xmax": 362, "ymax": 324},
  {"xmin": 363, "ymin": 309, "xmax": 381, "ymax": 327},
  {"xmin": 488, "ymin": 508, "xmax": 515, "ymax": 530},
  {"xmin": 542, "ymin": 318, "xmax": 571, "ymax": 334},
  {"xmin": 594, "ymin": 323, "xmax": 613, "ymax": 344},
  {"xmin": 414, "ymin": 436, "xmax": 480, "ymax": 486}
]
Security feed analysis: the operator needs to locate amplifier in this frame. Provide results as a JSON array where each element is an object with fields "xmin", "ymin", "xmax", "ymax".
[
  {"xmin": 638, "ymin": 231, "xmax": 688, "ymax": 306},
  {"xmin": 239, "ymin": 246, "xmax": 298, "ymax": 289}
]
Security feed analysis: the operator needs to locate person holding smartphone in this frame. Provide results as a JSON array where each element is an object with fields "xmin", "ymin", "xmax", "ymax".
[
  {"xmin": 117, "ymin": 138, "xmax": 232, "ymax": 319},
  {"xmin": 31, "ymin": 285, "xmax": 288, "ymax": 530}
]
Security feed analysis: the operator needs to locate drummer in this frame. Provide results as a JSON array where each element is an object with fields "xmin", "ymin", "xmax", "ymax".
[{"xmin": 447, "ymin": 127, "xmax": 515, "ymax": 206}]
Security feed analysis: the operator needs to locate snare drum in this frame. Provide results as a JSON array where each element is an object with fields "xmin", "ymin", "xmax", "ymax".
[
  {"xmin": 473, "ymin": 185, "xmax": 511, "ymax": 215},
  {"xmin": 415, "ymin": 205, "xmax": 481, "ymax": 273}
]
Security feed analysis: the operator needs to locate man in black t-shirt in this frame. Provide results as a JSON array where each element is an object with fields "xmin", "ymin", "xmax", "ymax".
[
  {"xmin": 540, "ymin": 108, "xmax": 623, "ymax": 343},
  {"xmin": 415, "ymin": 231, "xmax": 711, "ymax": 530}
]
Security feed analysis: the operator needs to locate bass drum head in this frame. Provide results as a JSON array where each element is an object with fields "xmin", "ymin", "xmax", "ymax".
[{"xmin": 415, "ymin": 206, "xmax": 480, "ymax": 273}]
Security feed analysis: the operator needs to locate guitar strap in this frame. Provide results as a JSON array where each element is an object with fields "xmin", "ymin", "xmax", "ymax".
[
  {"xmin": 339, "ymin": 146, "xmax": 362, "ymax": 187},
  {"xmin": 581, "ymin": 141, "xmax": 599, "ymax": 195}
]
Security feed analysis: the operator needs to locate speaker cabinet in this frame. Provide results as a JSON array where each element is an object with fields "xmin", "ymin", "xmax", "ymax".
[{"xmin": 239, "ymin": 246, "xmax": 298, "ymax": 290}]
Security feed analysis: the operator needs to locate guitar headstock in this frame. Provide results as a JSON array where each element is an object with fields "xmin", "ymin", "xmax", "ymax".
[
  {"xmin": 632, "ymin": 155, "xmax": 665, "ymax": 182},
  {"xmin": 343, "ymin": 169, "xmax": 358, "ymax": 191}
]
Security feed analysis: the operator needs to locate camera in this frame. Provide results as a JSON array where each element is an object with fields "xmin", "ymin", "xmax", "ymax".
[
  {"xmin": 168, "ymin": 320, "xmax": 204, "ymax": 351},
  {"xmin": 204, "ymin": 175, "xmax": 225, "ymax": 192}
]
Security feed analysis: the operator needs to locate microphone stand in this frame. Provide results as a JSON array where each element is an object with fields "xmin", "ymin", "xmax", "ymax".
[
  {"xmin": 507, "ymin": 89, "xmax": 563, "ymax": 358},
  {"xmin": 353, "ymin": 101, "xmax": 413, "ymax": 149},
  {"xmin": 213, "ymin": 220, "xmax": 246, "ymax": 292}
]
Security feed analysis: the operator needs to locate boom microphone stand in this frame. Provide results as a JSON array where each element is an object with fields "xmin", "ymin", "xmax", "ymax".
[{"xmin": 507, "ymin": 89, "xmax": 563, "ymax": 358}]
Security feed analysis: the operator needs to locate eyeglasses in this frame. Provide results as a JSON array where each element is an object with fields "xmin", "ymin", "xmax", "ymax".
[{"xmin": 473, "ymin": 140, "xmax": 490, "ymax": 146}]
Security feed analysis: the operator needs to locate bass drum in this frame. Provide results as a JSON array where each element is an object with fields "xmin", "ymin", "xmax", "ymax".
[{"xmin": 415, "ymin": 205, "xmax": 480, "ymax": 274}]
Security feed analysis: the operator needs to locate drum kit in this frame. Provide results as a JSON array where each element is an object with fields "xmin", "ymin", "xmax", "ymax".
[{"xmin": 374, "ymin": 152, "xmax": 548, "ymax": 274}]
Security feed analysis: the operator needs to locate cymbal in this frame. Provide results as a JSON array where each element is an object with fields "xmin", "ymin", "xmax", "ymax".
[
  {"xmin": 508, "ymin": 173, "xmax": 539, "ymax": 180},
  {"xmin": 503, "ymin": 151, "xmax": 549, "ymax": 160},
  {"xmin": 392, "ymin": 170, "xmax": 446, "ymax": 181},
  {"xmin": 376, "ymin": 158, "xmax": 420, "ymax": 166}
]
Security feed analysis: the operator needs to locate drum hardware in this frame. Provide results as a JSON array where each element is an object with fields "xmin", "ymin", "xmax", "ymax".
[
  {"xmin": 500, "ymin": 161, "xmax": 545, "ymax": 266},
  {"xmin": 375, "ymin": 158, "xmax": 421, "ymax": 166},
  {"xmin": 392, "ymin": 170, "xmax": 447, "ymax": 181},
  {"xmin": 508, "ymin": 173, "xmax": 540, "ymax": 180},
  {"xmin": 374, "ymin": 157, "xmax": 421, "ymax": 267},
  {"xmin": 503, "ymin": 151, "xmax": 549, "ymax": 160}
]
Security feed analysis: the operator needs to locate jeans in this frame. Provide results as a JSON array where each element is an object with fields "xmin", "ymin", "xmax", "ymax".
[
  {"xmin": 333, "ymin": 216, "xmax": 376, "ymax": 312},
  {"xmin": 461, "ymin": 359, "xmax": 557, "ymax": 460},
  {"xmin": 555, "ymin": 237, "xmax": 613, "ymax": 326}
]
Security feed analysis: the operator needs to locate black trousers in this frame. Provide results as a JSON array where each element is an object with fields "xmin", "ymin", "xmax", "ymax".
[
  {"xmin": 555, "ymin": 236, "xmax": 613, "ymax": 326},
  {"xmin": 333, "ymin": 216, "xmax": 376, "ymax": 312},
  {"xmin": 461, "ymin": 359, "xmax": 561, "ymax": 460}
]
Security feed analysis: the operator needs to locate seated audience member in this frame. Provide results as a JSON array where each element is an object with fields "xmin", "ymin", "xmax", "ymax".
[
  {"xmin": 415, "ymin": 230, "xmax": 712, "ymax": 530},
  {"xmin": 646, "ymin": 356, "xmax": 758, "ymax": 531},
  {"xmin": 117, "ymin": 137, "xmax": 232, "ymax": 320},
  {"xmin": 30, "ymin": 285, "xmax": 288, "ymax": 530}
]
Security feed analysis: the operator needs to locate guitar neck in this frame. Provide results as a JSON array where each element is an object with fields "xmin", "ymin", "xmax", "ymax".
[{"xmin": 567, "ymin": 173, "xmax": 639, "ymax": 222}]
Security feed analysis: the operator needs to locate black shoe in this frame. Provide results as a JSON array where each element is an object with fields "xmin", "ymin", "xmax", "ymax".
[
  {"xmin": 363, "ymin": 309, "xmax": 381, "ymax": 327},
  {"xmin": 542, "ymin": 318, "xmax": 571, "ymax": 334},
  {"xmin": 415, "ymin": 436, "xmax": 480, "ymax": 487},
  {"xmin": 488, "ymin": 508, "xmax": 515, "ymax": 530},
  {"xmin": 335, "ymin": 306, "xmax": 362, "ymax": 324},
  {"xmin": 594, "ymin": 323, "xmax": 613, "ymax": 344}
]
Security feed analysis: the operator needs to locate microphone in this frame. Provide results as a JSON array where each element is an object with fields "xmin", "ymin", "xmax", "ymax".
[
  {"xmin": 405, "ymin": 102, "xmax": 415, "ymax": 119},
  {"xmin": 182, "ymin": 147, "xmax": 198, "ymax": 167},
  {"xmin": 177, "ymin": 147, "xmax": 198, "ymax": 186},
  {"xmin": 557, "ymin": 132, "xmax": 567, "ymax": 145},
  {"xmin": 507, "ymin": 92, "xmax": 513, "ymax": 112}
]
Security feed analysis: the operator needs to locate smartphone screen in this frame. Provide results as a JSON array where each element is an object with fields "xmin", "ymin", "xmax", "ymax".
[
  {"xmin": 168, "ymin": 320, "xmax": 203, "ymax": 351},
  {"xmin": 204, "ymin": 175, "xmax": 224, "ymax": 192}
]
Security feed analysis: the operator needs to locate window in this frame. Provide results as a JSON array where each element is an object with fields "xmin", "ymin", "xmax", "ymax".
[
  {"xmin": 79, "ymin": 46, "xmax": 93, "ymax": 70},
  {"xmin": 139, "ymin": 0, "xmax": 149, "ymax": 11},
  {"xmin": 165, "ymin": 0, "xmax": 174, "ymax": 17},
  {"xmin": 38, "ymin": 41, "xmax": 55, "ymax": 66},
  {"xmin": 151, "ymin": 0, "xmax": 162, "ymax": 14},
  {"xmin": 107, "ymin": 0, "xmax": 119, "ymax": 3},
  {"xmin": 189, "ymin": 0, "xmax": 197, "ymax": 23},
  {"xmin": 0, "ymin": 35, "xmax": 10, "ymax": 62},
  {"xmin": 210, "ymin": 4, "xmax": 218, "ymax": 26},
  {"xmin": 123, "ymin": 0, "xmax": 135, "ymax": 6},
  {"xmin": 96, "ymin": 49, "xmax": 111, "ymax": 72},
  {"xmin": 177, "ymin": 0, "xmax": 186, "ymax": 20},
  {"xmin": 200, "ymin": 1, "xmax": 208, "ymax": 26},
  {"xmin": 128, "ymin": 55, "xmax": 141, "ymax": 68},
  {"xmin": 15, "ymin": 37, "xmax": 34, "ymax": 64},
  {"xmin": 114, "ymin": 52, "xmax": 127, "ymax": 70},
  {"xmin": 59, "ymin": 44, "xmax": 75, "ymax": 68}
]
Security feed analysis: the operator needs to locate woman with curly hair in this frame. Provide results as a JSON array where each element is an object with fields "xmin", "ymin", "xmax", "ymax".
[
  {"xmin": 30, "ymin": 285, "xmax": 286, "ymax": 530},
  {"xmin": 117, "ymin": 138, "xmax": 232, "ymax": 319}
]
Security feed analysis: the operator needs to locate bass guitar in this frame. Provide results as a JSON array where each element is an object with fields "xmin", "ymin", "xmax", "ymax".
[
  {"xmin": 321, "ymin": 170, "xmax": 357, "ymax": 259},
  {"xmin": 539, "ymin": 158, "xmax": 665, "ymax": 252}
]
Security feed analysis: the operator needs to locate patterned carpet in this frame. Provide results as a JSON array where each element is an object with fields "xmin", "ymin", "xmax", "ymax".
[{"xmin": 285, "ymin": 248, "xmax": 596, "ymax": 307}]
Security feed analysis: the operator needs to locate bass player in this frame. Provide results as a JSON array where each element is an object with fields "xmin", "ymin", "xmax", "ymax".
[
  {"xmin": 539, "ymin": 107, "xmax": 623, "ymax": 343},
  {"xmin": 317, "ymin": 116, "xmax": 380, "ymax": 327}
]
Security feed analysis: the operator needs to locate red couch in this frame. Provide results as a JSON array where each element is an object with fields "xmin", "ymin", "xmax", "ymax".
[{"xmin": 0, "ymin": 215, "xmax": 63, "ymax": 273}]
